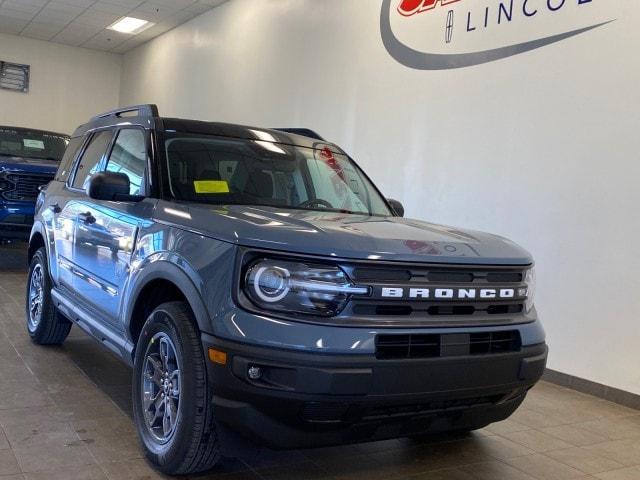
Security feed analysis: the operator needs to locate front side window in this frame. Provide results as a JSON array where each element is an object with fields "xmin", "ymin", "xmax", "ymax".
[
  {"xmin": 164, "ymin": 134, "xmax": 391, "ymax": 216},
  {"xmin": 71, "ymin": 130, "xmax": 113, "ymax": 190},
  {"xmin": 105, "ymin": 129, "xmax": 147, "ymax": 196},
  {"xmin": 0, "ymin": 128, "xmax": 68, "ymax": 161}
]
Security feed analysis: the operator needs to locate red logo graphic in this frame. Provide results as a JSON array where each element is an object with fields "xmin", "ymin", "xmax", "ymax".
[
  {"xmin": 316, "ymin": 146, "xmax": 343, "ymax": 180},
  {"xmin": 398, "ymin": 0, "xmax": 462, "ymax": 17}
]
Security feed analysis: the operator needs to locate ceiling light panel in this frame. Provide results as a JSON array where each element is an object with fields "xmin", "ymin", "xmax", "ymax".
[
  {"xmin": 0, "ymin": 0, "xmax": 228, "ymax": 52},
  {"xmin": 107, "ymin": 16, "xmax": 153, "ymax": 34}
]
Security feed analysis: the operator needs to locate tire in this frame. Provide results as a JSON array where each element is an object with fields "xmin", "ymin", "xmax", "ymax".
[
  {"xmin": 26, "ymin": 247, "xmax": 72, "ymax": 345},
  {"xmin": 132, "ymin": 301, "xmax": 220, "ymax": 475}
]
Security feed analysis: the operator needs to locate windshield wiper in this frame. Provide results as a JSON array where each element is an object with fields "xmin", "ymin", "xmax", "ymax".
[{"xmin": 294, "ymin": 206, "xmax": 369, "ymax": 215}]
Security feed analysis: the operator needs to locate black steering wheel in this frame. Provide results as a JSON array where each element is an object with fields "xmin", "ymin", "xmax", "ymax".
[{"xmin": 297, "ymin": 199, "xmax": 334, "ymax": 209}]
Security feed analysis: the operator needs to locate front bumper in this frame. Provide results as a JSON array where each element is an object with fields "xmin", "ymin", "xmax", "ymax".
[{"xmin": 203, "ymin": 334, "xmax": 547, "ymax": 449}]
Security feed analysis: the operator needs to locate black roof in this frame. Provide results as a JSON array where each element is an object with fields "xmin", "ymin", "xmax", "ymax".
[{"xmin": 72, "ymin": 104, "xmax": 342, "ymax": 154}]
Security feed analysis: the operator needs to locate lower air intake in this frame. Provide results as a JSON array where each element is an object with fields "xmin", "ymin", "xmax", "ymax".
[{"xmin": 375, "ymin": 331, "xmax": 521, "ymax": 359}]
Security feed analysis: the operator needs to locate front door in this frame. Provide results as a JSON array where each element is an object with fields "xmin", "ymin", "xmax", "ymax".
[
  {"xmin": 56, "ymin": 130, "xmax": 114, "ymax": 296},
  {"xmin": 69, "ymin": 128, "xmax": 152, "ymax": 330}
]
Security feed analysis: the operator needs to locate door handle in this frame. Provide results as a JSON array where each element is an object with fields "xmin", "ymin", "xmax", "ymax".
[
  {"xmin": 78, "ymin": 212, "xmax": 96, "ymax": 225},
  {"xmin": 49, "ymin": 203, "xmax": 61, "ymax": 214}
]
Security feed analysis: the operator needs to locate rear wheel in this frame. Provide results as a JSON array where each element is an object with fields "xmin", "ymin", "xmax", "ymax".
[
  {"xmin": 132, "ymin": 301, "xmax": 220, "ymax": 475},
  {"xmin": 26, "ymin": 247, "xmax": 71, "ymax": 345}
]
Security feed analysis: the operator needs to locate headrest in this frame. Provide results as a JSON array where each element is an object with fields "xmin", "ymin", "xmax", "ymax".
[
  {"xmin": 245, "ymin": 170, "xmax": 273, "ymax": 198},
  {"xmin": 199, "ymin": 169, "xmax": 221, "ymax": 180}
]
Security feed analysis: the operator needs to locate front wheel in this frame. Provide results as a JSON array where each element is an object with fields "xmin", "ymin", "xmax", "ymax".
[
  {"xmin": 132, "ymin": 301, "xmax": 220, "ymax": 475},
  {"xmin": 26, "ymin": 247, "xmax": 71, "ymax": 345}
]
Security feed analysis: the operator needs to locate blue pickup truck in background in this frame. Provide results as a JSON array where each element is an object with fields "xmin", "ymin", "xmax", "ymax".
[{"xmin": 0, "ymin": 126, "xmax": 69, "ymax": 241}]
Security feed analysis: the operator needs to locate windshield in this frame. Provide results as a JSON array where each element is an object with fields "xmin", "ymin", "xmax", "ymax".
[
  {"xmin": 0, "ymin": 128, "xmax": 68, "ymax": 161},
  {"xmin": 164, "ymin": 133, "xmax": 392, "ymax": 216}
]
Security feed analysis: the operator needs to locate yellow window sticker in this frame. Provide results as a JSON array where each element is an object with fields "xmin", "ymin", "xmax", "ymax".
[{"xmin": 194, "ymin": 180, "xmax": 230, "ymax": 194}]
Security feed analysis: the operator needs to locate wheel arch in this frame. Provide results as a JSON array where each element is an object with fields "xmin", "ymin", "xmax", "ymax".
[
  {"xmin": 124, "ymin": 258, "xmax": 212, "ymax": 359},
  {"xmin": 27, "ymin": 222, "xmax": 48, "ymax": 265}
]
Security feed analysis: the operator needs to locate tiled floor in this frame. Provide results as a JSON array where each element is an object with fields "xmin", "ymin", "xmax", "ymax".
[{"xmin": 1, "ymin": 243, "xmax": 639, "ymax": 480}]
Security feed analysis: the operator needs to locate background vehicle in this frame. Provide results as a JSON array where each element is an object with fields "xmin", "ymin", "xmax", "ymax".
[
  {"xmin": 0, "ymin": 127, "xmax": 69, "ymax": 241},
  {"xmin": 26, "ymin": 105, "xmax": 547, "ymax": 475}
]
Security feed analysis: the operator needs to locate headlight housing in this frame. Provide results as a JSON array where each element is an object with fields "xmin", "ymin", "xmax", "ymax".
[
  {"xmin": 243, "ymin": 258, "xmax": 368, "ymax": 317},
  {"xmin": 524, "ymin": 267, "xmax": 536, "ymax": 312}
]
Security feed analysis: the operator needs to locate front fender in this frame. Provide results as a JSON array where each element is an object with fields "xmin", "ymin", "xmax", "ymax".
[
  {"xmin": 29, "ymin": 220, "xmax": 57, "ymax": 278},
  {"xmin": 122, "ymin": 252, "xmax": 213, "ymax": 344}
]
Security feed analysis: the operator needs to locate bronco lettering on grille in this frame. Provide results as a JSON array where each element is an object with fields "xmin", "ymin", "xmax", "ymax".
[{"xmin": 380, "ymin": 287, "xmax": 519, "ymax": 299}]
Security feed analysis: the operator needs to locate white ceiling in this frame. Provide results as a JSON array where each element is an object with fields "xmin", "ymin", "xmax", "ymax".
[{"xmin": 0, "ymin": 0, "xmax": 226, "ymax": 53}]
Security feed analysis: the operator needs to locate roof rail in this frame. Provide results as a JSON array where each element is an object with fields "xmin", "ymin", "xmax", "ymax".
[
  {"xmin": 91, "ymin": 104, "xmax": 159, "ymax": 121},
  {"xmin": 273, "ymin": 128, "xmax": 325, "ymax": 141}
]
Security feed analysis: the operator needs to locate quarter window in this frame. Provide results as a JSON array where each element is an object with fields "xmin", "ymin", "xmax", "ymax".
[
  {"xmin": 55, "ymin": 136, "xmax": 84, "ymax": 182},
  {"xmin": 71, "ymin": 130, "xmax": 113, "ymax": 190},
  {"xmin": 105, "ymin": 129, "xmax": 147, "ymax": 196}
]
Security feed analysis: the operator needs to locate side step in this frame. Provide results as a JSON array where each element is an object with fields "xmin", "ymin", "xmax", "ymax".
[{"xmin": 52, "ymin": 288, "xmax": 134, "ymax": 365}]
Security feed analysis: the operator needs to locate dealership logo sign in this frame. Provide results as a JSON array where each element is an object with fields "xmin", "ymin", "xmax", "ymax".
[
  {"xmin": 381, "ymin": 0, "xmax": 612, "ymax": 69},
  {"xmin": 398, "ymin": 0, "xmax": 463, "ymax": 16}
]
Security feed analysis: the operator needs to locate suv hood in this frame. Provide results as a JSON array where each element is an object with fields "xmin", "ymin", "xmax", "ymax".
[
  {"xmin": 156, "ymin": 202, "xmax": 533, "ymax": 265},
  {"xmin": 0, "ymin": 154, "xmax": 58, "ymax": 174}
]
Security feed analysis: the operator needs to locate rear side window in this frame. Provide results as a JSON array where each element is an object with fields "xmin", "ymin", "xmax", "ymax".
[
  {"xmin": 71, "ymin": 130, "xmax": 113, "ymax": 190},
  {"xmin": 105, "ymin": 129, "xmax": 147, "ymax": 196},
  {"xmin": 55, "ymin": 136, "xmax": 84, "ymax": 182}
]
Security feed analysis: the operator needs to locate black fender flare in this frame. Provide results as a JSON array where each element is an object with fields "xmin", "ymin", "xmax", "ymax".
[
  {"xmin": 28, "ymin": 221, "xmax": 55, "ymax": 272},
  {"xmin": 122, "ymin": 253, "xmax": 213, "ymax": 350}
]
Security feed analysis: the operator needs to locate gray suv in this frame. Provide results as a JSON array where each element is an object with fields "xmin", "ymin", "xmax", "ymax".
[{"xmin": 26, "ymin": 105, "xmax": 547, "ymax": 475}]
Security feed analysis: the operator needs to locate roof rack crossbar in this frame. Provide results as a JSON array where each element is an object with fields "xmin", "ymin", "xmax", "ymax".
[{"xmin": 91, "ymin": 104, "xmax": 159, "ymax": 121}]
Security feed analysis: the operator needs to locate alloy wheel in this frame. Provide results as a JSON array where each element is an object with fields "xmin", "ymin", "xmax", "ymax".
[
  {"xmin": 28, "ymin": 264, "xmax": 44, "ymax": 332},
  {"xmin": 141, "ymin": 332, "xmax": 182, "ymax": 443}
]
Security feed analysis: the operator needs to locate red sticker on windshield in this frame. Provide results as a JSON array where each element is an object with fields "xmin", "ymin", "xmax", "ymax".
[{"xmin": 318, "ymin": 146, "xmax": 345, "ymax": 182}]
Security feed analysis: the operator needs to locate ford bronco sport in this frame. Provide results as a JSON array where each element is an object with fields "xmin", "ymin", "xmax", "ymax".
[
  {"xmin": 0, "ymin": 126, "xmax": 68, "ymax": 240},
  {"xmin": 26, "ymin": 105, "xmax": 547, "ymax": 475}
]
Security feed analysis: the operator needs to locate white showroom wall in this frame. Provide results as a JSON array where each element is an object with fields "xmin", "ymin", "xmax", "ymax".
[
  {"xmin": 0, "ymin": 33, "xmax": 121, "ymax": 134},
  {"xmin": 120, "ymin": 0, "xmax": 640, "ymax": 395}
]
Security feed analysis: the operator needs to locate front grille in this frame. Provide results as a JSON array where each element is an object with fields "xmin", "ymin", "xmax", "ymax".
[
  {"xmin": 2, "ymin": 173, "xmax": 52, "ymax": 201},
  {"xmin": 375, "ymin": 330, "xmax": 521, "ymax": 359},
  {"xmin": 344, "ymin": 263, "xmax": 529, "ymax": 324},
  {"xmin": 352, "ymin": 303, "xmax": 523, "ymax": 316},
  {"xmin": 353, "ymin": 268, "xmax": 412, "ymax": 281},
  {"xmin": 350, "ymin": 266, "xmax": 524, "ymax": 284}
]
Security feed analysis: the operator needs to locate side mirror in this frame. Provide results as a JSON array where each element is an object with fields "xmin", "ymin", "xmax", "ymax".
[
  {"xmin": 87, "ymin": 172, "xmax": 131, "ymax": 201},
  {"xmin": 387, "ymin": 198, "xmax": 404, "ymax": 217}
]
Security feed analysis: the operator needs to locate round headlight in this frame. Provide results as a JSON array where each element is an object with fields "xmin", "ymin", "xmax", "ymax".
[
  {"xmin": 243, "ymin": 258, "xmax": 368, "ymax": 317},
  {"xmin": 250, "ymin": 265, "xmax": 291, "ymax": 303}
]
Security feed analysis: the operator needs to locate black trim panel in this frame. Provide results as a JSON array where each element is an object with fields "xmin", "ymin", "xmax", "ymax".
[{"xmin": 203, "ymin": 334, "xmax": 547, "ymax": 449}]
